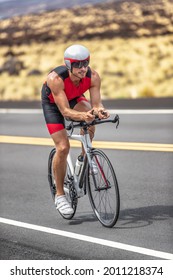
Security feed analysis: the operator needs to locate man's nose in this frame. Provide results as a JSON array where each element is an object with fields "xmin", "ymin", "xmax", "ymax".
[{"xmin": 80, "ymin": 65, "xmax": 87, "ymax": 70}]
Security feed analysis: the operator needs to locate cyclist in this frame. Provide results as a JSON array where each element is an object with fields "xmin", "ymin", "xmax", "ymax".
[{"xmin": 41, "ymin": 44, "xmax": 110, "ymax": 217}]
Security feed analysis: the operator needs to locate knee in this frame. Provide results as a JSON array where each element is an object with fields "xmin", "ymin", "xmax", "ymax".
[
  {"xmin": 74, "ymin": 100, "xmax": 91, "ymax": 112},
  {"xmin": 88, "ymin": 125, "xmax": 95, "ymax": 140},
  {"xmin": 56, "ymin": 141, "xmax": 70, "ymax": 157}
]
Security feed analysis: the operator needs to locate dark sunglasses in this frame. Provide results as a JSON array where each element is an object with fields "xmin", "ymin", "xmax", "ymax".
[{"xmin": 72, "ymin": 60, "xmax": 89, "ymax": 69}]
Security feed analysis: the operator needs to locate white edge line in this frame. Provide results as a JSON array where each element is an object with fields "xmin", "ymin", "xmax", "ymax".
[
  {"xmin": 109, "ymin": 109, "xmax": 173, "ymax": 114},
  {"xmin": 0, "ymin": 108, "xmax": 173, "ymax": 114},
  {"xmin": 0, "ymin": 109, "xmax": 42, "ymax": 114},
  {"xmin": 0, "ymin": 217, "xmax": 173, "ymax": 260}
]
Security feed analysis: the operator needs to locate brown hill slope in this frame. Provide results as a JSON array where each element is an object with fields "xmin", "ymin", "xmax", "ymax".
[
  {"xmin": 0, "ymin": 0, "xmax": 173, "ymax": 46},
  {"xmin": 0, "ymin": 0, "xmax": 173, "ymax": 100}
]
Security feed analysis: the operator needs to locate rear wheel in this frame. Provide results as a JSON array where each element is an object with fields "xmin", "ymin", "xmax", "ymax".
[
  {"xmin": 87, "ymin": 149, "xmax": 120, "ymax": 227},
  {"xmin": 48, "ymin": 148, "xmax": 77, "ymax": 219}
]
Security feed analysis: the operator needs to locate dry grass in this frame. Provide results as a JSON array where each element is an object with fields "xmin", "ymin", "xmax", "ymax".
[
  {"xmin": 0, "ymin": 0, "xmax": 173, "ymax": 100},
  {"xmin": 0, "ymin": 35, "xmax": 173, "ymax": 100}
]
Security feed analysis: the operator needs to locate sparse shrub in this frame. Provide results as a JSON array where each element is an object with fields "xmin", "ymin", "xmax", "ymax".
[
  {"xmin": 0, "ymin": 35, "xmax": 173, "ymax": 100},
  {"xmin": 139, "ymin": 84, "xmax": 155, "ymax": 98}
]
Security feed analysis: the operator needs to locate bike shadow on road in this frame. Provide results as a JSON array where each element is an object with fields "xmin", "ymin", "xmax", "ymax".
[
  {"xmin": 66, "ymin": 205, "xmax": 173, "ymax": 228},
  {"xmin": 68, "ymin": 211, "xmax": 98, "ymax": 225},
  {"xmin": 117, "ymin": 205, "xmax": 173, "ymax": 229}
]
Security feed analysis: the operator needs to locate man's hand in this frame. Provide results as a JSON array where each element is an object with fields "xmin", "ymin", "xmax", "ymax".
[
  {"xmin": 83, "ymin": 110, "xmax": 96, "ymax": 123},
  {"xmin": 91, "ymin": 107, "xmax": 110, "ymax": 119}
]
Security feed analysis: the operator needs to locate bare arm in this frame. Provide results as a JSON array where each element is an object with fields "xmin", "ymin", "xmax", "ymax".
[
  {"xmin": 47, "ymin": 72, "xmax": 94, "ymax": 122},
  {"xmin": 89, "ymin": 69, "xmax": 110, "ymax": 119}
]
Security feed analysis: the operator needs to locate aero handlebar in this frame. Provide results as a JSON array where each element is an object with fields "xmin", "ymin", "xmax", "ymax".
[{"xmin": 66, "ymin": 114, "xmax": 120, "ymax": 131}]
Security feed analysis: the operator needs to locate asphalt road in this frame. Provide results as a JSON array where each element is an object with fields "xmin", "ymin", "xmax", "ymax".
[{"xmin": 0, "ymin": 103, "xmax": 173, "ymax": 260}]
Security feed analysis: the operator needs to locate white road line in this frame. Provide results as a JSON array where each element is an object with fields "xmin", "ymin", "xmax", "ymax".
[
  {"xmin": 0, "ymin": 108, "xmax": 173, "ymax": 114},
  {"xmin": 0, "ymin": 108, "xmax": 42, "ymax": 114},
  {"xmin": 108, "ymin": 109, "xmax": 173, "ymax": 114},
  {"xmin": 0, "ymin": 217, "xmax": 173, "ymax": 260}
]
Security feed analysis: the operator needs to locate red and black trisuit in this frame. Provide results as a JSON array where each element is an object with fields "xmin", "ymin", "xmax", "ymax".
[{"xmin": 41, "ymin": 65, "xmax": 91, "ymax": 134}]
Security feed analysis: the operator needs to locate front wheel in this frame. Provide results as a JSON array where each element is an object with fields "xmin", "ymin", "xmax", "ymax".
[
  {"xmin": 48, "ymin": 148, "xmax": 77, "ymax": 220},
  {"xmin": 87, "ymin": 149, "xmax": 120, "ymax": 227}
]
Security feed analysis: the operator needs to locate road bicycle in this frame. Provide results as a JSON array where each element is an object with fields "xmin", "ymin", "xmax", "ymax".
[{"xmin": 48, "ymin": 115, "xmax": 120, "ymax": 228}]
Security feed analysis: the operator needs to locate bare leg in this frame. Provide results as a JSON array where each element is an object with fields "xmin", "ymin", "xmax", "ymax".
[{"xmin": 51, "ymin": 129, "xmax": 70, "ymax": 196}]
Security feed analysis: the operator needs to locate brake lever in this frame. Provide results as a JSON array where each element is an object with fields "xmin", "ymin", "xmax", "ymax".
[
  {"xmin": 112, "ymin": 115, "xmax": 119, "ymax": 128},
  {"xmin": 66, "ymin": 123, "xmax": 72, "ymax": 130}
]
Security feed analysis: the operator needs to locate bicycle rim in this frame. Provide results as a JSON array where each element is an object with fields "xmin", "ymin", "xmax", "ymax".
[
  {"xmin": 48, "ymin": 148, "xmax": 77, "ymax": 220},
  {"xmin": 87, "ymin": 149, "xmax": 120, "ymax": 227},
  {"xmin": 48, "ymin": 148, "xmax": 56, "ymax": 199}
]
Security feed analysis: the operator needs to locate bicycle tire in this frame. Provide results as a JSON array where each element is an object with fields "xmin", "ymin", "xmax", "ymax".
[
  {"xmin": 48, "ymin": 148, "xmax": 77, "ymax": 220},
  {"xmin": 87, "ymin": 148, "xmax": 120, "ymax": 228}
]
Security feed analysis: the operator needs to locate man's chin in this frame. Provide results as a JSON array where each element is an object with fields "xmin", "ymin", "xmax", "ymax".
[{"xmin": 78, "ymin": 72, "xmax": 86, "ymax": 77}]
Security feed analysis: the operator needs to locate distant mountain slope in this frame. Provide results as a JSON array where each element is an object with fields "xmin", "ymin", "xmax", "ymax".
[
  {"xmin": 0, "ymin": 0, "xmax": 108, "ymax": 19},
  {"xmin": 0, "ymin": 0, "xmax": 173, "ymax": 46}
]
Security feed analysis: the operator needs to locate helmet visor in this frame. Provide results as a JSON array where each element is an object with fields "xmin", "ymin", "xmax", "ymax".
[{"xmin": 72, "ymin": 60, "xmax": 89, "ymax": 69}]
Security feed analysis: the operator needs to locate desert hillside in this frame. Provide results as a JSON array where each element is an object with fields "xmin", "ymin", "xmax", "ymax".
[{"xmin": 0, "ymin": 0, "xmax": 173, "ymax": 100}]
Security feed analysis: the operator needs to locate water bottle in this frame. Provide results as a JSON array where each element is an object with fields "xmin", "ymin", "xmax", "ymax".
[{"xmin": 75, "ymin": 155, "xmax": 83, "ymax": 176}]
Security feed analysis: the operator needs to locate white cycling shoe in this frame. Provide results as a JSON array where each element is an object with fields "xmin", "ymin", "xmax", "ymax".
[{"xmin": 55, "ymin": 195, "xmax": 74, "ymax": 216}]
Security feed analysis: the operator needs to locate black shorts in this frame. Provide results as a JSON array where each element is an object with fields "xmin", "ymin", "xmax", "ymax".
[{"xmin": 42, "ymin": 96, "xmax": 89, "ymax": 134}]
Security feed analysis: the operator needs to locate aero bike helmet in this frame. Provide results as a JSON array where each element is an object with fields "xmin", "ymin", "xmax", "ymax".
[{"xmin": 64, "ymin": 44, "xmax": 90, "ymax": 71}]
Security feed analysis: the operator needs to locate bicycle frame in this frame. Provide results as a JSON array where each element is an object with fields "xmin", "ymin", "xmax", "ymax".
[{"xmin": 67, "ymin": 128, "xmax": 93, "ymax": 196}]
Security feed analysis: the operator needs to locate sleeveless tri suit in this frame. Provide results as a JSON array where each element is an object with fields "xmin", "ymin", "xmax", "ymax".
[{"xmin": 41, "ymin": 65, "xmax": 91, "ymax": 134}]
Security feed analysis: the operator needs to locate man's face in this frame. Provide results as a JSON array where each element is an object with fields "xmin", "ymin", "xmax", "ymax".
[{"xmin": 71, "ymin": 60, "xmax": 89, "ymax": 78}]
